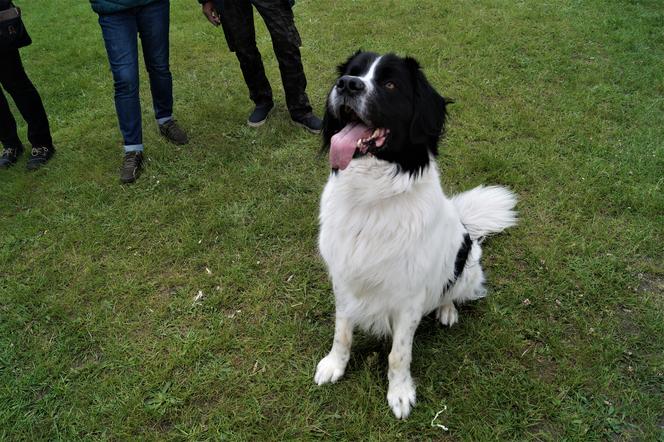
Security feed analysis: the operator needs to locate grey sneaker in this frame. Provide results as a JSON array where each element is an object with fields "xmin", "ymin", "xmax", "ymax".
[
  {"xmin": 159, "ymin": 119, "xmax": 189, "ymax": 145},
  {"xmin": 120, "ymin": 151, "xmax": 143, "ymax": 184},
  {"xmin": 247, "ymin": 102, "xmax": 274, "ymax": 127}
]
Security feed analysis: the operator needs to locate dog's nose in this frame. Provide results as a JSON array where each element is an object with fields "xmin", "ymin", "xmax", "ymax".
[{"xmin": 336, "ymin": 76, "xmax": 365, "ymax": 95}]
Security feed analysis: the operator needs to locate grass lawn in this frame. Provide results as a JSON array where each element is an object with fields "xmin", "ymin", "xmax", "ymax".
[{"xmin": 1, "ymin": 0, "xmax": 663, "ymax": 440}]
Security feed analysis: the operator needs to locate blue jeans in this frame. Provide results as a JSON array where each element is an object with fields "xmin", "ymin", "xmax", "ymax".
[{"xmin": 98, "ymin": 0, "xmax": 173, "ymax": 153}]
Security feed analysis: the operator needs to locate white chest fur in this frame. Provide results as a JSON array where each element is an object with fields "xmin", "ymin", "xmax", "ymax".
[{"xmin": 318, "ymin": 157, "xmax": 465, "ymax": 335}]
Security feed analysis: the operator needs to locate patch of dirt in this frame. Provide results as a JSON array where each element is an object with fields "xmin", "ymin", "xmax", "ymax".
[
  {"xmin": 154, "ymin": 417, "xmax": 173, "ymax": 433},
  {"xmin": 186, "ymin": 393, "xmax": 223, "ymax": 416},
  {"xmin": 638, "ymin": 273, "xmax": 664, "ymax": 295},
  {"xmin": 526, "ymin": 420, "xmax": 562, "ymax": 441},
  {"xmin": 71, "ymin": 351, "xmax": 103, "ymax": 371},
  {"xmin": 526, "ymin": 352, "xmax": 559, "ymax": 384},
  {"xmin": 34, "ymin": 386, "xmax": 50, "ymax": 402},
  {"xmin": 156, "ymin": 285, "xmax": 185, "ymax": 300},
  {"xmin": 619, "ymin": 315, "xmax": 641, "ymax": 337},
  {"xmin": 636, "ymin": 273, "xmax": 664, "ymax": 311}
]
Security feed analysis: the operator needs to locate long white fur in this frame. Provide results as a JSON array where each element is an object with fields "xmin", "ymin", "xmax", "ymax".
[
  {"xmin": 451, "ymin": 185, "xmax": 518, "ymax": 240},
  {"xmin": 315, "ymin": 155, "xmax": 517, "ymax": 419}
]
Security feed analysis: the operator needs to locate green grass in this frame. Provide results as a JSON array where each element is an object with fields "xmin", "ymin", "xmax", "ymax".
[{"xmin": 1, "ymin": 0, "xmax": 663, "ymax": 440}]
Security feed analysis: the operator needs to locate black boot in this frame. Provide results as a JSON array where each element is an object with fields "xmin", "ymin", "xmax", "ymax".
[
  {"xmin": 292, "ymin": 114, "xmax": 322, "ymax": 134},
  {"xmin": 247, "ymin": 102, "xmax": 275, "ymax": 127}
]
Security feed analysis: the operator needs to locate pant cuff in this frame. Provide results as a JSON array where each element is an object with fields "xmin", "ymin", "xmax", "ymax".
[
  {"xmin": 157, "ymin": 116, "xmax": 173, "ymax": 126},
  {"xmin": 124, "ymin": 144, "xmax": 144, "ymax": 153}
]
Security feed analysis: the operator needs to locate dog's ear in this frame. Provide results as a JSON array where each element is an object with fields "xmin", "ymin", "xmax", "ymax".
[
  {"xmin": 336, "ymin": 49, "xmax": 363, "ymax": 76},
  {"xmin": 405, "ymin": 57, "xmax": 449, "ymax": 156}
]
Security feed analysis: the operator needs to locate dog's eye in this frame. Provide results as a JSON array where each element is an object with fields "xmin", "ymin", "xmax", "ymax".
[{"xmin": 385, "ymin": 81, "xmax": 396, "ymax": 90}]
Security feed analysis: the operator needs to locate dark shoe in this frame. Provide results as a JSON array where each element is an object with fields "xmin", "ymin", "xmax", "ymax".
[
  {"xmin": 292, "ymin": 114, "xmax": 322, "ymax": 134},
  {"xmin": 0, "ymin": 144, "xmax": 24, "ymax": 168},
  {"xmin": 159, "ymin": 119, "xmax": 189, "ymax": 145},
  {"xmin": 120, "ymin": 151, "xmax": 143, "ymax": 184},
  {"xmin": 247, "ymin": 102, "xmax": 274, "ymax": 127},
  {"xmin": 26, "ymin": 145, "xmax": 55, "ymax": 170}
]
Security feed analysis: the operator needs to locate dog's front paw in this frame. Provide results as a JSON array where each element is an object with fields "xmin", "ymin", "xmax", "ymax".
[
  {"xmin": 436, "ymin": 303, "xmax": 458, "ymax": 327},
  {"xmin": 387, "ymin": 377, "xmax": 416, "ymax": 419},
  {"xmin": 314, "ymin": 354, "xmax": 347, "ymax": 385}
]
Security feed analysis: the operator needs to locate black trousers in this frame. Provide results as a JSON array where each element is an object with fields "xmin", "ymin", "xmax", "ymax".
[
  {"xmin": 214, "ymin": 0, "xmax": 312, "ymax": 118},
  {"xmin": 0, "ymin": 49, "xmax": 52, "ymax": 149}
]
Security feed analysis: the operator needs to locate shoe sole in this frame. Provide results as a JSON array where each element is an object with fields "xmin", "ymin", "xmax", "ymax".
[
  {"xmin": 165, "ymin": 139, "xmax": 189, "ymax": 146},
  {"xmin": 120, "ymin": 177, "xmax": 138, "ymax": 184},
  {"xmin": 247, "ymin": 106, "xmax": 274, "ymax": 128},
  {"xmin": 26, "ymin": 160, "xmax": 50, "ymax": 171},
  {"xmin": 292, "ymin": 119, "xmax": 322, "ymax": 134},
  {"xmin": 120, "ymin": 170, "xmax": 141, "ymax": 184}
]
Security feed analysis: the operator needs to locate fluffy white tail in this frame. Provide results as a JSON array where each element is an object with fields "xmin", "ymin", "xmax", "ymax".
[{"xmin": 451, "ymin": 185, "xmax": 518, "ymax": 241}]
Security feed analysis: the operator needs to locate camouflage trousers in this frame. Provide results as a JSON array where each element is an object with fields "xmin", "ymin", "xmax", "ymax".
[{"xmin": 214, "ymin": 0, "xmax": 313, "ymax": 118}]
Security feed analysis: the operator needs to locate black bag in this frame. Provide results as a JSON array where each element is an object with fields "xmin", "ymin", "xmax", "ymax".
[{"xmin": 0, "ymin": 5, "xmax": 31, "ymax": 51}]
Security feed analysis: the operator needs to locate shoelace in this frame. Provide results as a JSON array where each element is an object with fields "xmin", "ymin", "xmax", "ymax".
[
  {"xmin": 1, "ymin": 147, "xmax": 16, "ymax": 158},
  {"xmin": 31, "ymin": 146, "xmax": 49, "ymax": 157},
  {"xmin": 124, "ymin": 152, "xmax": 140, "ymax": 168}
]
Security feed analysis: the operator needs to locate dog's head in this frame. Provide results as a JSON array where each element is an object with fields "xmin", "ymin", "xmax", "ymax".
[{"xmin": 322, "ymin": 51, "xmax": 450, "ymax": 175}]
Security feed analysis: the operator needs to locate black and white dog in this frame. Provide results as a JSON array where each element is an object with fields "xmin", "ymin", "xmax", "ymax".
[{"xmin": 314, "ymin": 51, "xmax": 518, "ymax": 419}]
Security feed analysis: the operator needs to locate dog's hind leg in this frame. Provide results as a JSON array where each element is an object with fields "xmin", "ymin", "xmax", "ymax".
[
  {"xmin": 386, "ymin": 308, "xmax": 421, "ymax": 419},
  {"xmin": 314, "ymin": 316, "xmax": 354, "ymax": 385},
  {"xmin": 436, "ymin": 249, "xmax": 487, "ymax": 327}
]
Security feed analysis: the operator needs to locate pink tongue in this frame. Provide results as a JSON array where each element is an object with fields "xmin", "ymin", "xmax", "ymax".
[{"xmin": 330, "ymin": 123, "xmax": 372, "ymax": 170}]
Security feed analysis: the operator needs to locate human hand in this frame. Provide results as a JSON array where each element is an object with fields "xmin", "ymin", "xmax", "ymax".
[{"xmin": 202, "ymin": 1, "xmax": 221, "ymax": 26}]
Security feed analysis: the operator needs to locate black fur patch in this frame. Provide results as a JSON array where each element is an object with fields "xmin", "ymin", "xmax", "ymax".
[{"xmin": 443, "ymin": 233, "xmax": 472, "ymax": 293}]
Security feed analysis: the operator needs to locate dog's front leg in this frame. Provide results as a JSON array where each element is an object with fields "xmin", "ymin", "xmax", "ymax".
[
  {"xmin": 314, "ymin": 315, "xmax": 354, "ymax": 385},
  {"xmin": 387, "ymin": 309, "xmax": 421, "ymax": 419}
]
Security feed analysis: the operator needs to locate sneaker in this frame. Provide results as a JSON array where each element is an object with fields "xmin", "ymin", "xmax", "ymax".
[
  {"xmin": 0, "ymin": 144, "xmax": 24, "ymax": 168},
  {"xmin": 247, "ymin": 102, "xmax": 274, "ymax": 127},
  {"xmin": 159, "ymin": 119, "xmax": 189, "ymax": 145},
  {"xmin": 120, "ymin": 151, "xmax": 143, "ymax": 184},
  {"xmin": 292, "ymin": 114, "xmax": 322, "ymax": 134},
  {"xmin": 26, "ymin": 145, "xmax": 55, "ymax": 170}
]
